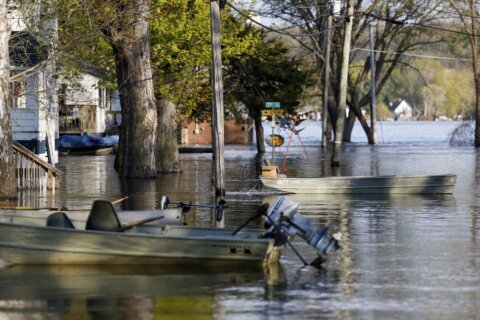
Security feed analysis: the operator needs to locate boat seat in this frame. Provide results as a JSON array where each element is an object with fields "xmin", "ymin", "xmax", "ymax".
[
  {"xmin": 46, "ymin": 212, "xmax": 75, "ymax": 229},
  {"xmin": 86, "ymin": 200, "xmax": 123, "ymax": 232}
]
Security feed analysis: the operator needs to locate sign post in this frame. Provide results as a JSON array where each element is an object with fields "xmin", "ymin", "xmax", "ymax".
[{"xmin": 264, "ymin": 102, "xmax": 281, "ymax": 163}]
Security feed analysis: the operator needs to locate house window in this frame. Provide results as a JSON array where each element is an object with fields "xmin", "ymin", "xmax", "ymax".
[{"xmin": 9, "ymin": 80, "xmax": 27, "ymax": 109}]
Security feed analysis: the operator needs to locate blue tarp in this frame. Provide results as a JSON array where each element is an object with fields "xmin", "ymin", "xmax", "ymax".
[{"xmin": 59, "ymin": 135, "xmax": 119, "ymax": 149}]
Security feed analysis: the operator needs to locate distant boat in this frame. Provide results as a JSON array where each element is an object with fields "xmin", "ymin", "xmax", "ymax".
[
  {"xmin": 58, "ymin": 135, "xmax": 119, "ymax": 155},
  {"xmin": 260, "ymin": 172, "xmax": 456, "ymax": 194}
]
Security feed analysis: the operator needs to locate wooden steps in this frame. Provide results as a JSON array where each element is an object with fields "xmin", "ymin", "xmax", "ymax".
[{"xmin": 13, "ymin": 142, "xmax": 62, "ymax": 191}]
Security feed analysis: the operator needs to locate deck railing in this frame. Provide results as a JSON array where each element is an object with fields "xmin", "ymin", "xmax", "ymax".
[{"xmin": 13, "ymin": 142, "xmax": 63, "ymax": 192}]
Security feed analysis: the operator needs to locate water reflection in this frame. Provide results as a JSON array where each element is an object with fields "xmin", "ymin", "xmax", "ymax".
[
  {"xmin": 0, "ymin": 265, "xmax": 269, "ymax": 318},
  {"xmin": 4, "ymin": 121, "xmax": 480, "ymax": 319},
  {"xmin": 0, "ymin": 264, "xmax": 348, "ymax": 319}
]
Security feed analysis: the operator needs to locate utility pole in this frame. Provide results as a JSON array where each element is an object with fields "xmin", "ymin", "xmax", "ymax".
[
  {"xmin": 331, "ymin": 0, "xmax": 354, "ymax": 167},
  {"xmin": 210, "ymin": 0, "xmax": 225, "ymax": 196},
  {"xmin": 322, "ymin": 0, "xmax": 333, "ymax": 148},
  {"xmin": 369, "ymin": 23, "xmax": 377, "ymax": 144}
]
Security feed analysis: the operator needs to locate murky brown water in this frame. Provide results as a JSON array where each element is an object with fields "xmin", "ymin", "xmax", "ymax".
[{"xmin": 1, "ymin": 121, "xmax": 479, "ymax": 319}]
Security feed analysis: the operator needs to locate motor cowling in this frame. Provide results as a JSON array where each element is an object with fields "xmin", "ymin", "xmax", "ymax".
[{"xmin": 264, "ymin": 196, "xmax": 339, "ymax": 254}]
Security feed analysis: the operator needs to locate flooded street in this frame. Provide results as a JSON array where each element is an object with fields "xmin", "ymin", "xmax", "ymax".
[{"xmin": 1, "ymin": 121, "xmax": 479, "ymax": 319}]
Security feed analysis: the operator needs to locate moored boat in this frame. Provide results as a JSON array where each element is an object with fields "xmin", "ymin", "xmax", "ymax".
[
  {"xmin": 0, "ymin": 197, "xmax": 340, "ymax": 267},
  {"xmin": 260, "ymin": 171, "xmax": 456, "ymax": 194},
  {"xmin": 58, "ymin": 135, "xmax": 119, "ymax": 155}
]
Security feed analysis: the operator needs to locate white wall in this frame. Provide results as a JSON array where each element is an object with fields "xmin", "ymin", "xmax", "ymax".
[
  {"xmin": 65, "ymin": 73, "xmax": 99, "ymax": 106},
  {"xmin": 12, "ymin": 73, "xmax": 40, "ymax": 137},
  {"xmin": 64, "ymin": 73, "xmax": 110, "ymax": 134},
  {"xmin": 8, "ymin": 9, "xmax": 27, "ymax": 31},
  {"xmin": 12, "ymin": 69, "xmax": 59, "ymax": 163}
]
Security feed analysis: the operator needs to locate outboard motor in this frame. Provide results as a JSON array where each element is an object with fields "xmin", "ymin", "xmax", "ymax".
[{"xmin": 264, "ymin": 196, "xmax": 339, "ymax": 254}]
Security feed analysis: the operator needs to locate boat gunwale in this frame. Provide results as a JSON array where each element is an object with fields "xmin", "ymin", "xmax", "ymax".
[
  {"xmin": 260, "ymin": 174, "xmax": 457, "ymax": 181},
  {"xmin": 0, "ymin": 220, "xmax": 273, "ymax": 244},
  {"xmin": 259, "ymin": 174, "xmax": 456, "ymax": 194}
]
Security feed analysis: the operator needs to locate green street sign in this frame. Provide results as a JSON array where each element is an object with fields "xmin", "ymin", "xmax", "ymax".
[{"xmin": 265, "ymin": 102, "xmax": 281, "ymax": 109}]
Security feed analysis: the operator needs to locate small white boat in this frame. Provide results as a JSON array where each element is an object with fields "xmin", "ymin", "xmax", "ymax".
[
  {"xmin": 260, "ymin": 173, "xmax": 456, "ymax": 194},
  {"xmin": 0, "ymin": 197, "xmax": 339, "ymax": 267}
]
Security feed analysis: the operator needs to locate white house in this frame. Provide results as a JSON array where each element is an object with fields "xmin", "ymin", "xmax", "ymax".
[
  {"xmin": 9, "ymin": 7, "xmax": 121, "ymax": 165},
  {"xmin": 9, "ymin": 8, "xmax": 59, "ymax": 164},
  {"xmin": 389, "ymin": 100, "xmax": 413, "ymax": 120},
  {"xmin": 59, "ymin": 72, "xmax": 121, "ymax": 136}
]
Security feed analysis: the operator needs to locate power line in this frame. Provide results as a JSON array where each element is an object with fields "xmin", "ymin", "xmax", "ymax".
[
  {"xmin": 350, "ymin": 46, "xmax": 471, "ymax": 62},
  {"xmin": 363, "ymin": 12, "xmax": 480, "ymax": 38},
  {"xmin": 226, "ymin": 2, "xmax": 345, "ymax": 38},
  {"xmin": 227, "ymin": 3, "xmax": 474, "ymax": 64}
]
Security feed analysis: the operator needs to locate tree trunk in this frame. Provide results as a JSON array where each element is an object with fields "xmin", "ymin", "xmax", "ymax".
[
  {"xmin": 156, "ymin": 97, "xmax": 180, "ymax": 172},
  {"xmin": 331, "ymin": 0, "xmax": 354, "ymax": 167},
  {"xmin": 0, "ymin": 0, "xmax": 16, "ymax": 200},
  {"xmin": 110, "ymin": 0, "xmax": 158, "ymax": 178},
  {"xmin": 470, "ymin": 0, "xmax": 480, "ymax": 146},
  {"xmin": 254, "ymin": 117, "xmax": 265, "ymax": 154},
  {"xmin": 343, "ymin": 110, "xmax": 355, "ymax": 142},
  {"xmin": 475, "ymin": 75, "xmax": 480, "ymax": 146},
  {"xmin": 346, "ymin": 102, "xmax": 376, "ymax": 144},
  {"xmin": 321, "ymin": 0, "xmax": 333, "ymax": 148}
]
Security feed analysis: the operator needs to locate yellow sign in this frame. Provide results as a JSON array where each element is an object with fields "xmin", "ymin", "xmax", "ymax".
[
  {"xmin": 261, "ymin": 109, "xmax": 283, "ymax": 116},
  {"xmin": 266, "ymin": 134, "xmax": 285, "ymax": 147}
]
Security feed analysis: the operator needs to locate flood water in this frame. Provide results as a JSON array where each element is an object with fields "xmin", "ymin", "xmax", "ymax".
[{"xmin": 1, "ymin": 120, "xmax": 479, "ymax": 319}]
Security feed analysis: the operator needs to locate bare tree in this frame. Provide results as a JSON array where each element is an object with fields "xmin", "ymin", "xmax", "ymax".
[
  {"xmin": 0, "ymin": 0, "xmax": 16, "ymax": 199},
  {"xmin": 255, "ymin": 0, "xmax": 445, "ymax": 146},
  {"xmin": 447, "ymin": 0, "xmax": 480, "ymax": 146}
]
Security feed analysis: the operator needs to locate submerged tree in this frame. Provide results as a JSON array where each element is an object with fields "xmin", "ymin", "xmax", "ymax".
[
  {"xmin": 59, "ymin": 0, "xmax": 180, "ymax": 176},
  {"xmin": 57, "ymin": 0, "xmax": 269, "ymax": 174},
  {"xmin": 255, "ymin": 0, "xmax": 445, "ymax": 147},
  {"xmin": 446, "ymin": 0, "xmax": 480, "ymax": 146},
  {"xmin": 101, "ymin": 0, "xmax": 158, "ymax": 177},
  {"xmin": 0, "ymin": 0, "xmax": 15, "ymax": 199}
]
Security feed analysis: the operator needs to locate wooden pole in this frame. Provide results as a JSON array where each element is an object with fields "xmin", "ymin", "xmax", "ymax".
[
  {"xmin": 322, "ymin": 1, "xmax": 332, "ymax": 148},
  {"xmin": 210, "ymin": 0, "xmax": 225, "ymax": 195},
  {"xmin": 331, "ymin": 0, "xmax": 354, "ymax": 167},
  {"xmin": 369, "ymin": 23, "xmax": 377, "ymax": 144}
]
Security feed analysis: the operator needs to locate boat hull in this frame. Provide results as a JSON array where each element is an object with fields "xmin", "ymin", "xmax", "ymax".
[
  {"xmin": 0, "ymin": 223, "xmax": 280, "ymax": 266},
  {"xmin": 260, "ymin": 174, "xmax": 456, "ymax": 194}
]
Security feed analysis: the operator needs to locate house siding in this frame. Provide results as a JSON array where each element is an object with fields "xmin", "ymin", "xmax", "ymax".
[
  {"xmin": 11, "ymin": 69, "xmax": 58, "ymax": 164},
  {"xmin": 9, "ymin": 6, "xmax": 60, "ymax": 164}
]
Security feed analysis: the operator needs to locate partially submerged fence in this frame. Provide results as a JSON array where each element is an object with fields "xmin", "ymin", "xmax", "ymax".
[{"xmin": 13, "ymin": 142, "xmax": 62, "ymax": 192}]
